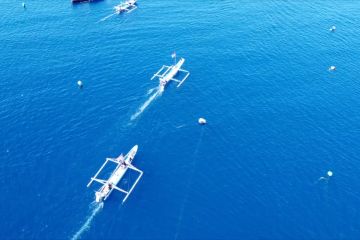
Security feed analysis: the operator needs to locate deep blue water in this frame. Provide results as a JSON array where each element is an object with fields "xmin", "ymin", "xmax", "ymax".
[{"xmin": 1, "ymin": 0, "xmax": 360, "ymax": 239}]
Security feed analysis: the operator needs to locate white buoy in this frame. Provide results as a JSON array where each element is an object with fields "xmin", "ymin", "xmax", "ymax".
[
  {"xmin": 198, "ymin": 118, "xmax": 206, "ymax": 125},
  {"xmin": 329, "ymin": 66, "xmax": 336, "ymax": 71},
  {"xmin": 330, "ymin": 26, "xmax": 336, "ymax": 32},
  {"xmin": 77, "ymin": 80, "xmax": 83, "ymax": 88},
  {"xmin": 327, "ymin": 171, "xmax": 333, "ymax": 177},
  {"xmin": 22, "ymin": 2, "xmax": 26, "ymax": 8}
]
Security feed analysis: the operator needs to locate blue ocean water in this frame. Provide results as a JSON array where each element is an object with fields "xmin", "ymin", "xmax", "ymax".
[{"xmin": 1, "ymin": 0, "xmax": 360, "ymax": 239}]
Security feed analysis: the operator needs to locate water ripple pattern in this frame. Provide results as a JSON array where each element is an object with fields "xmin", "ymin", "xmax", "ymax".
[{"xmin": 1, "ymin": 0, "xmax": 360, "ymax": 239}]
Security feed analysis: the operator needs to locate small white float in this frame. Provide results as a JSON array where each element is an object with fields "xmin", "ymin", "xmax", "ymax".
[
  {"xmin": 330, "ymin": 26, "xmax": 336, "ymax": 32},
  {"xmin": 327, "ymin": 171, "xmax": 333, "ymax": 177},
  {"xmin": 329, "ymin": 66, "xmax": 336, "ymax": 71},
  {"xmin": 198, "ymin": 118, "xmax": 207, "ymax": 125},
  {"xmin": 77, "ymin": 80, "xmax": 83, "ymax": 88}
]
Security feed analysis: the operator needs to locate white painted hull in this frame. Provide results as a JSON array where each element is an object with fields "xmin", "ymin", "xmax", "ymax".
[
  {"xmin": 114, "ymin": 0, "xmax": 137, "ymax": 14},
  {"xmin": 159, "ymin": 58, "xmax": 185, "ymax": 91},
  {"xmin": 95, "ymin": 145, "xmax": 138, "ymax": 202}
]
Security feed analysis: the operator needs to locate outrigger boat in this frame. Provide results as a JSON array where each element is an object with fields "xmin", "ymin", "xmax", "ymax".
[
  {"xmin": 151, "ymin": 57, "xmax": 190, "ymax": 92},
  {"xmin": 87, "ymin": 145, "xmax": 143, "ymax": 203},
  {"xmin": 114, "ymin": 0, "xmax": 137, "ymax": 14}
]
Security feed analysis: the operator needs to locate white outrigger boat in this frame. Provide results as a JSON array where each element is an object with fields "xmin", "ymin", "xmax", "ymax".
[
  {"xmin": 151, "ymin": 57, "xmax": 190, "ymax": 92},
  {"xmin": 87, "ymin": 145, "xmax": 143, "ymax": 203},
  {"xmin": 114, "ymin": 0, "xmax": 137, "ymax": 14}
]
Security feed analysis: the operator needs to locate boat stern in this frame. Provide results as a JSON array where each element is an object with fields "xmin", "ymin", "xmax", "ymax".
[
  {"xmin": 159, "ymin": 78, "xmax": 167, "ymax": 92},
  {"xmin": 95, "ymin": 192, "xmax": 104, "ymax": 203}
]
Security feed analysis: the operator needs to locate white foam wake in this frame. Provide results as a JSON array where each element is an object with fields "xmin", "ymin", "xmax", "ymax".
[
  {"xmin": 147, "ymin": 87, "xmax": 157, "ymax": 95},
  {"xmin": 98, "ymin": 13, "xmax": 116, "ymax": 22},
  {"xmin": 71, "ymin": 202, "xmax": 104, "ymax": 240},
  {"xmin": 130, "ymin": 88, "xmax": 161, "ymax": 121}
]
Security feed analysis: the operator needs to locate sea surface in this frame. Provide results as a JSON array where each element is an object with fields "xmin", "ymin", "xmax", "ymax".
[{"xmin": 1, "ymin": 0, "xmax": 360, "ymax": 239}]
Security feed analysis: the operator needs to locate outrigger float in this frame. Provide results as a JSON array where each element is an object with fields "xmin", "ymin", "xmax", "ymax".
[
  {"xmin": 151, "ymin": 57, "xmax": 190, "ymax": 92},
  {"xmin": 87, "ymin": 145, "xmax": 143, "ymax": 203},
  {"xmin": 114, "ymin": 0, "xmax": 137, "ymax": 14}
]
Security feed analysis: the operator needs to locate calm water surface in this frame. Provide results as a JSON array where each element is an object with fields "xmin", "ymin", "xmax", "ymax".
[{"xmin": 1, "ymin": 0, "xmax": 360, "ymax": 239}]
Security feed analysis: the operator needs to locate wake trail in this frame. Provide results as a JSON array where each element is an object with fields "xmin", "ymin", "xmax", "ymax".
[
  {"xmin": 71, "ymin": 202, "xmax": 104, "ymax": 240},
  {"xmin": 147, "ymin": 87, "xmax": 157, "ymax": 95},
  {"xmin": 98, "ymin": 13, "xmax": 116, "ymax": 22},
  {"xmin": 174, "ymin": 128, "xmax": 205, "ymax": 240},
  {"xmin": 131, "ymin": 88, "xmax": 161, "ymax": 121}
]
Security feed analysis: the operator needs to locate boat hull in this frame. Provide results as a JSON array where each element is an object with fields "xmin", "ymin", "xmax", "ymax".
[
  {"xmin": 95, "ymin": 145, "xmax": 138, "ymax": 202},
  {"xmin": 159, "ymin": 58, "xmax": 185, "ymax": 91}
]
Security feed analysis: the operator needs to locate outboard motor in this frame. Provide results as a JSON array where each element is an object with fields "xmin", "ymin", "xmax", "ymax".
[
  {"xmin": 159, "ymin": 79, "xmax": 166, "ymax": 92},
  {"xmin": 95, "ymin": 192, "xmax": 104, "ymax": 203}
]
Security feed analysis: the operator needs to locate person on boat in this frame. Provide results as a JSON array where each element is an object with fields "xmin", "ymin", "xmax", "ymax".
[
  {"xmin": 121, "ymin": 161, "xmax": 127, "ymax": 168},
  {"xmin": 118, "ymin": 154, "xmax": 125, "ymax": 163},
  {"xmin": 104, "ymin": 183, "xmax": 112, "ymax": 194}
]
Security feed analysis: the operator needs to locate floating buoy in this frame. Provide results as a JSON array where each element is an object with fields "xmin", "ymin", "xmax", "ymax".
[
  {"xmin": 327, "ymin": 171, "xmax": 333, "ymax": 177},
  {"xmin": 77, "ymin": 80, "xmax": 83, "ymax": 88},
  {"xmin": 329, "ymin": 66, "xmax": 336, "ymax": 71},
  {"xmin": 22, "ymin": 2, "xmax": 26, "ymax": 8},
  {"xmin": 330, "ymin": 26, "xmax": 336, "ymax": 32},
  {"xmin": 198, "ymin": 118, "xmax": 206, "ymax": 125}
]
